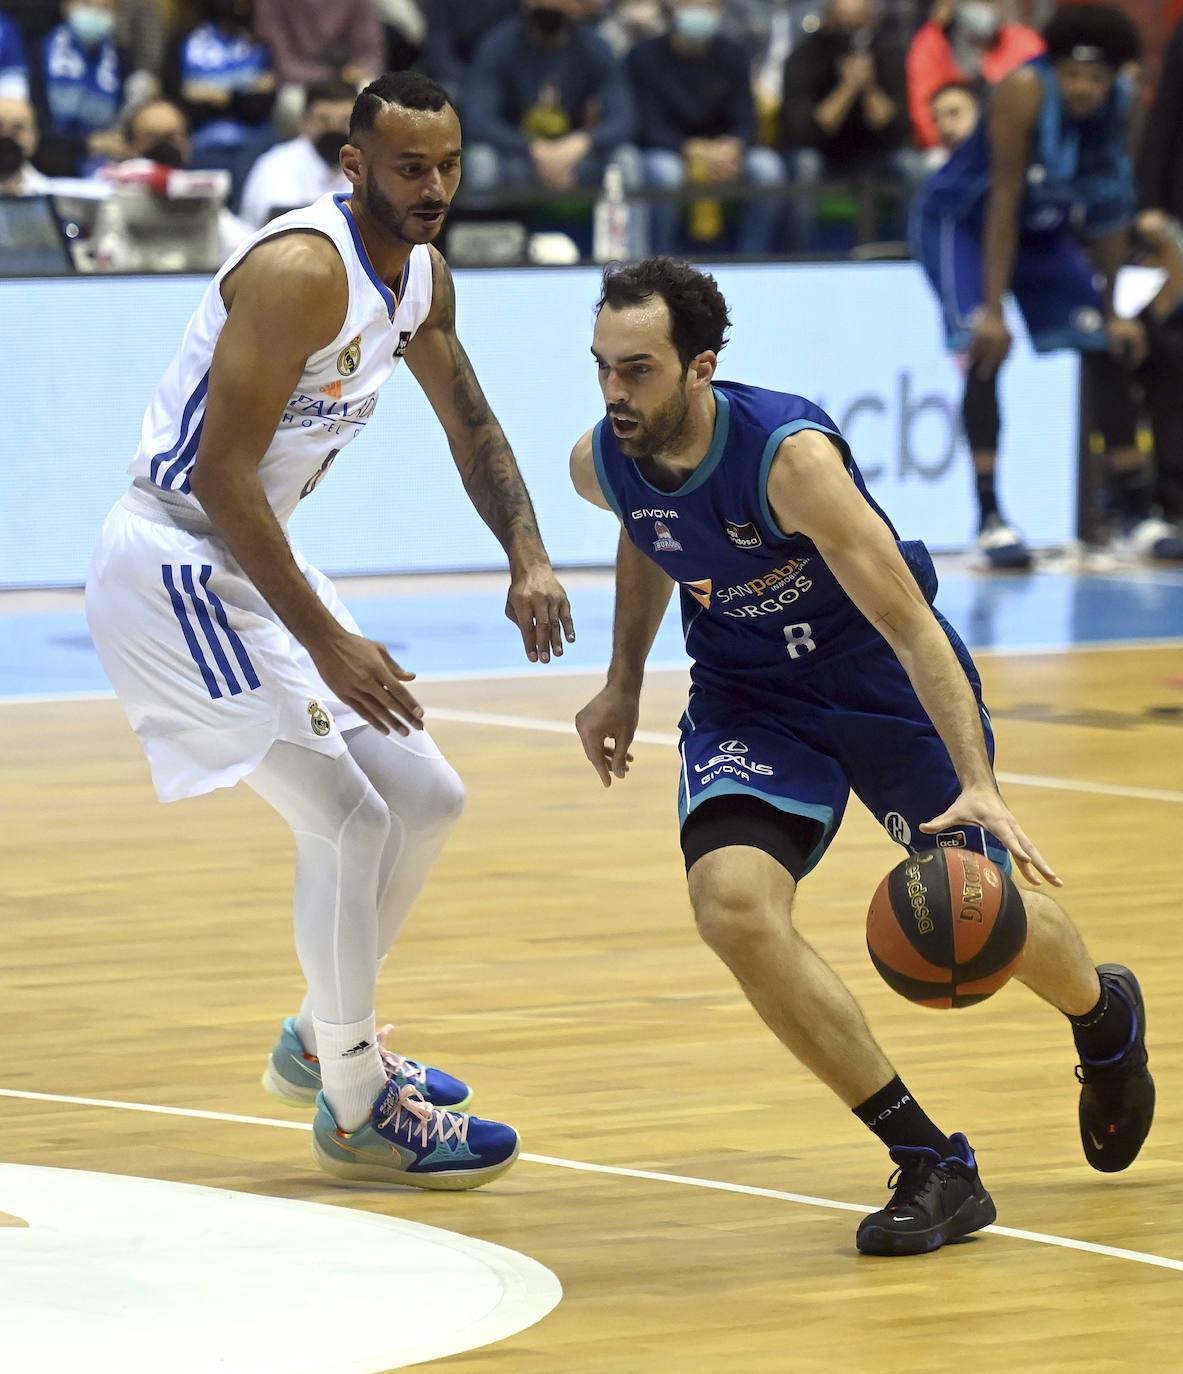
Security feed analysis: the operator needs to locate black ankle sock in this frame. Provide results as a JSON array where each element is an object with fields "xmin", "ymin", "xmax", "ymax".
[
  {"xmin": 853, "ymin": 1076, "xmax": 952, "ymax": 1157},
  {"xmin": 1109, "ymin": 466, "xmax": 1153, "ymax": 522},
  {"xmin": 976, "ymin": 473, "xmax": 999, "ymax": 525},
  {"xmin": 1068, "ymin": 980, "xmax": 1133, "ymax": 1062}
]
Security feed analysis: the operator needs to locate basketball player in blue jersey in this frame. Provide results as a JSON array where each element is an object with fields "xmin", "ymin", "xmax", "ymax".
[
  {"xmin": 85, "ymin": 71, "xmax": 575, "ymax": 1190},
  {"xmin": 571, "ymin": 256, "xmax": 1153, "ymax": 1255},
  {"xmin": 911, "ymin": 4, "xmax": 1183, "ymax": 568}
]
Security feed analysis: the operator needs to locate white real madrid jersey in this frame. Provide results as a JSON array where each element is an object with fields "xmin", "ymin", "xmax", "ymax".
[{"xmin": 128, "ymin": 191, "xmax": 433, "ymax": 527}]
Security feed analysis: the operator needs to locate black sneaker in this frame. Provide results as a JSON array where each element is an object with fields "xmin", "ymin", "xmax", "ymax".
[
  {"xmin": 856, "ymin": 1133, "xmax": 996, "ymax": 1256},
  {"xmin": 1077, "ymin": 964, "xmax": 1155, "ymax": 1173}
]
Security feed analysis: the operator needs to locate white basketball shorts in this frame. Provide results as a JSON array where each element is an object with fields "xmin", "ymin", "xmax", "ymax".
[{"xmin": 85, "ymin": 494, "xmax": 366, "ymax": 802}]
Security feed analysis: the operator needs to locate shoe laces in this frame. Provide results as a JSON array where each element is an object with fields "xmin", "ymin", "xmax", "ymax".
[
  {"xmin": 884, "ymin": 1147, "xmax": 944, "ymax": 1209},
  {"xmin": 376, "ymin": 1023, "xmax": 426, "ymax": 1087},
  {"xmin": 373, "ymin": 1081, "xmax": 471, "ymax": 1148}
]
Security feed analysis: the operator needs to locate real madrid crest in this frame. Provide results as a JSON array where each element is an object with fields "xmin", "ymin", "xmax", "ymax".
[
  {"xmin": 307, "ymin": 700, "xmax": 332, "ymax": 736},
  {"xmin": 336, "ymin": 335, "xmax": 362, "ymax": 377}
]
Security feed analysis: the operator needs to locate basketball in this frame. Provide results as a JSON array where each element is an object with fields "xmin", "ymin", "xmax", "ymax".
[{"xmin": 866, "ymin": 848, "xmax": 1027, "ymax": 1009}]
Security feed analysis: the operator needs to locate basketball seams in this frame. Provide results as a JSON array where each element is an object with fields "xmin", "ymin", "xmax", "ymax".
[{"xmin": 867, "ymin": 849, "xmax": 1028, "ymax": 1009}]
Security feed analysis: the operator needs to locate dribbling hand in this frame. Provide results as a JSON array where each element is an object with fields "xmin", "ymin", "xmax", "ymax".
[
  {"xmin": 920, "ymin": 784, "xmax": 1061, "ymax": 888},
  {"xmin": 312, "ymin": 631, "xmax": 423, "ymax": 736}
]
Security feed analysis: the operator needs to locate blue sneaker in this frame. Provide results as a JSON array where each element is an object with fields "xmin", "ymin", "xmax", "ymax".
[
  {"xmin": 262, "ymin": 1018, "xmax": 473, "ymax": 1111},
  {"xmin": 312, "ymin": 1082, "xmax": 520, "ymax": 1189}
]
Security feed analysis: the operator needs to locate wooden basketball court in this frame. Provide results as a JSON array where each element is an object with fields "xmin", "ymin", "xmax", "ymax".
[{"xmin": 3, "ymin": 640, "xmax": 1181, "ymax": 1371}]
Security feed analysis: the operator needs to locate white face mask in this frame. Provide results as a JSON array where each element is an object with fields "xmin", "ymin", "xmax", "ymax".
[
  {"xmin": 68, "ymin": 5, "xmax": 117, "ymax": 46},
  {"xmin": 956, "ymin": 1, "xmax": 1001, "ymax": 41},
  {"xmin": 674, "ymin": 5, "xmax": 723, "ymax": 41}
]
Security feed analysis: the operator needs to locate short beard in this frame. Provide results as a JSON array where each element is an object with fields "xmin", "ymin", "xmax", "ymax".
[
  {"xmin": 617, "ymin": 382, "xmax": 691, "ymax": 462},
  {"xmin": 361, "ymin": 172, "xmax": 441, "ymax": 246}
]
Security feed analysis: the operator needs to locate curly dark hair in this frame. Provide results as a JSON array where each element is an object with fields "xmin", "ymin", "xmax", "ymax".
[
  {"xmin": 596, "ymin": 256, "xmax": 731, "ymax": 367},
  {"xmin": 350, "ymin": 71, "xmax": 454, "ymax": 142},
  {"xmin": 1042, "ymin": 4, "xmax": 1141, "ymax": 69}
]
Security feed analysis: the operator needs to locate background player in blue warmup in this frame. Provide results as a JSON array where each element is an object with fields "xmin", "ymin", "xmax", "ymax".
[
  {"xmin": 911, "ymin": 4, "xmax": 1183, "ymax": 568},
  {"xmin": 570, "ymin": 256, "xmax": 1153, "ymax": 1256}
]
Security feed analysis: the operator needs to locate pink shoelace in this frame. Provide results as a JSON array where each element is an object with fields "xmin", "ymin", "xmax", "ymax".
[
  {"xmin": 375, "ymin": 1023, "xmax": 427, "ymax": 1087},
  {"xmin": 373, "ymin": 1081, "xmax": 471, "ymax": 1147}
]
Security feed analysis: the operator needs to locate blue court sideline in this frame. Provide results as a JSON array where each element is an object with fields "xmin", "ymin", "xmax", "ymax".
[{"xmin": 2, "ymin": 566, "xmax": 1183, "ymax": 700}]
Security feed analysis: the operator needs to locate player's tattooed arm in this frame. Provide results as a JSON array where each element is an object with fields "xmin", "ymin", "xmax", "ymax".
[
  {"xmin": 405, "ymin": 246, "xmax": 574, "ymax": 661},
  {"xmin": 405, "ymin": 246, "xmax": 544, "ymax": 561}
]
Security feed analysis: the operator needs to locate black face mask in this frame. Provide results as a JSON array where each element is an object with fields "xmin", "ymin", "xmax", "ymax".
[
  {"xmin": 313, "ymin": 129, "xmax": 349, "ymax": 167},
  {"xmin": 527, "ymin": 6, "xmax": 572, "ymax": 39},
  {"xmin": 0, "ymin": 135, "xmax": 25, "ymax": 178},
  {"xmin": 143, "ymin": 137, "xmax": 186, "ymax": 168}
]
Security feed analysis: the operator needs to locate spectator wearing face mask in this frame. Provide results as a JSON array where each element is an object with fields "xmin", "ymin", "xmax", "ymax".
[
  {"xmin": 628, "ymin": 0, "xmax": 786, "ymax": 254},
  {"xmin": 907, "ymin": 0, "xmax": 1043, "ymax": 152},
  {"xmin": 237, "ymin": 76, "xmax": 352, "ymax": 228},
  {"xmin": 89, "ymin": 95, "xmax": 251, "ymax": 268},
  {"xmin": 38, "ymin": 0, "xmax": 127, "ymax": 174},
  {"xmin": 463, "ymin": 0, "xmax": 639, "ymax": 203},
  {"xmin": 0, "ymin": 92, "xmax": 48, "ymax": 192},
  {"xmin": 0, "ymin": 6, "xmax": 29, "ymax": 99}
]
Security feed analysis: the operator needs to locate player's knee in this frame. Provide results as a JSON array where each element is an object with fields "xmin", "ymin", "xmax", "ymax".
[
  {"xmin": 415, "ymin": 761, "xmax": 467, "ymax": 832},
  {"xmin": 690, "ymin": 877, "xmax": 779, "ymax": 958},
  {"xmin": 343, "ymin": 784, "xmax": 393, "ymax": 855}
]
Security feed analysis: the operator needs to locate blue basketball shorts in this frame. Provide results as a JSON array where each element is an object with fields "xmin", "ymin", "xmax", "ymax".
[
  {"xmin": 677, "ymin": 631, "xmax": 1011, "ymax": 879},
  {"xmin": 911, "ymin": 207, "xmax": 1108, "ymax": 355}
]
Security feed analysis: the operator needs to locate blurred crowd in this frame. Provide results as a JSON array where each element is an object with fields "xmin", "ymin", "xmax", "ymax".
[{"xmin": 0, "ymin": 0, "xmax": 1180, "ymax": 270}]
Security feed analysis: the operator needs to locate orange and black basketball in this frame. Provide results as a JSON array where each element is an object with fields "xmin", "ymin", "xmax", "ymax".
[{"xmin": 866, "ymin": 848, "xmax": 1027, "ymax": 1009}]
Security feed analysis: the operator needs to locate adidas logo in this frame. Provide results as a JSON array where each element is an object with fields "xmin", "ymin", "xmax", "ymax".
[{"xmin": 342, "ymin": 1039, "xmax": 373, "ymax": 1058}]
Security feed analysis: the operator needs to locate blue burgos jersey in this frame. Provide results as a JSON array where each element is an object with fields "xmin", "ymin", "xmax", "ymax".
[
  {"xmin": 920, "ymin": 57, "xmax": 1135, "ymax": 240},
  {"xmin": 593, "ymin": 380, "xmax": 938, "ymax": 694}
]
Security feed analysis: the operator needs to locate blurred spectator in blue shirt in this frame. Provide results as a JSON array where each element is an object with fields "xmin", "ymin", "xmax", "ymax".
[
  {"xmin": 628, "ymin": 0, "xmax": 786, "ymax": 254},
  {"xmin": 0, "ymin": 7, "xmax": 29, "ymax": 99},
  {"xmin": 165, "ymin": 0, "xmax": 275, "ymax": 204},
  {"xmin": 421, "ymin": 0, "xmax": 518, "ymax": 109},
  {"xmin": 463, "ymin": 0, "xmax": 638, "ymax": 199},
  {"xmin": 40, "ymin": 0, "xmax": 126, "ymax": 174}
]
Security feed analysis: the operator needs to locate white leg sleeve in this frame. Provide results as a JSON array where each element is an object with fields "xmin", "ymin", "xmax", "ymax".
[
  {"xmin": 342, "ymin": 724, "xmax": 466, "ymax": 957},
  {"xmin": 244, "ymin": 739, "xmax": 390, "ymax": 1025}
]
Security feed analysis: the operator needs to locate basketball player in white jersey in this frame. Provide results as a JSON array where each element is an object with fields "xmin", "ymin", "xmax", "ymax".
[{"xmin": 85, "ymin": 71, "xmax": 574, "ymax": 1189}]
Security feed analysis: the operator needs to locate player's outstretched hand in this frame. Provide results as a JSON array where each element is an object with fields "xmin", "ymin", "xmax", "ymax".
[
  {"xmin": 506, "ymin": 563, "xmax": 575, "ymax": 664},
  {"xmin": 575, "ymin": 683, "xmax": 639, "ymax": 788},
  {"xmin": 920, "ymin": 785, "xmax": 1061, "ymax": 888},
  {"xmin": 311, "ymin": 631, "xmax": 423, "ymax": 736},
  {"xmin": 967, "ymin": 311, "xmax": 1012, "ymax": 377}
]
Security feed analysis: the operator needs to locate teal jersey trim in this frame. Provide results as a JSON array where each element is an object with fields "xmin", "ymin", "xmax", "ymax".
[
  {"xmin": 757, "ymin": 420, "xmax": 845, "ymax": 539},
  {"xmin": 591, "ymin": 423, "xmax": 626, "ymax": 522}
]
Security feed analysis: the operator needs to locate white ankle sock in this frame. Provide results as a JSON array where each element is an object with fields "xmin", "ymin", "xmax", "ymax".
[{"xmin": 314, "ymin": 1015, "xmax": 387, "ymax": 1132}]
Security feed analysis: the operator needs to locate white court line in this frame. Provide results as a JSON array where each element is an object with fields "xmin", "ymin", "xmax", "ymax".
[
  {"xmin": 2, "ymin": 692, "xmax": 1177, "ymax": 806},
  {"xmin": 427, "ymin": 708, "xmax": 1183, "ymax": 805},
  {"xmin": 1, "ymin": 1086, "xmax": 1179, "ymax": 1273}
]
